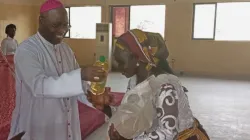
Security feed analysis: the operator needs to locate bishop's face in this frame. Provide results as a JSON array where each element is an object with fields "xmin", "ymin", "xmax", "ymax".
[{"xmin": 40, "ymin": 7, "xmax": 70, "ymax": 45}]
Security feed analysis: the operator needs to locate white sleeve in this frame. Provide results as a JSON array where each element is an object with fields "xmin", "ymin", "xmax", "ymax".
[
  {"xmin": 127, "ymin": 75, "xmax": 137, "ymax": 92},
  {"xmin": 1, "ymin": 39, "xmax": 7, "ymax": 55},
  {"xmin": 77, "ymin": 81, "xmax": 94, "ymax": 108},
  {"xmin": 15, "ymin": 47, "xmax": 84, "ymax": 98},
  {"xmin": 71, "ymin": 50, "xmax": 94, "ymax": 108}
]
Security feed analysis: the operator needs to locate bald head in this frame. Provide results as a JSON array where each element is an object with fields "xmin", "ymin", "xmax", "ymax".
[{"xmin": 39, "ymin": 7, "xmax": 69, "ymax": 45}]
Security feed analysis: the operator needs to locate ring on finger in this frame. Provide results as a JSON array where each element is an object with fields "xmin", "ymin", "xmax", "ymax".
[{"xmin": 94, "ymin": 76, "xmax": 100, "ymax": 80}]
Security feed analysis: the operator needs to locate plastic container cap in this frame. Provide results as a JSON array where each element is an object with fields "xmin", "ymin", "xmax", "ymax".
[{"xmin": 99, "ymin": 56, "xmax": 106, "ymax": 62}]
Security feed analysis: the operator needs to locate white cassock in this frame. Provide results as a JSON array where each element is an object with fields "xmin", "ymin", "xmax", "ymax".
[
  {"xmin": 1, "ymin": 37, "xmax": 18, "ymax": 55},
  {"xmin": 8, "ymin": 32, "xmax": 93, "ymax": 140}
]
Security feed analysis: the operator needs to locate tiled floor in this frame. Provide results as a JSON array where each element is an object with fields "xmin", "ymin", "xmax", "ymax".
[{"xmin": 86, "ymin": 73, "xmax": 250, "ymax": 140}]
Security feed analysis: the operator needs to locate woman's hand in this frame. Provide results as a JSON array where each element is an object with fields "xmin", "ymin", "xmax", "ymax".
[
  {"xmin": 10, "ymin": 132, "xmax": 25, "ymax": 140},
  {"xmin": 108, "ymin": 124, "xmax": 132, "ymax": 140}
]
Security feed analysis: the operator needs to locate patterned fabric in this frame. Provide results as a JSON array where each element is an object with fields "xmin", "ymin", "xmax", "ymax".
[
  {"xmin": 108, "ymin": 74, "xmax": 196, "ymax": 140},
  {"xmin": 109, "ymin": 75, "xmax": 157, "ymax": 139},
  {"xmin": 115, "ymin": 29, "xmax": 172, "ymax": 74},
  {"xmin": 133, "ymin": 79, "xmax": 180, "ymax": 140},
  {"xmin": 178, "ymin": 119, "xmax": 209, "ymax": 140},
  {"xmin": 117, "ymin": 29, "xmax": 155, "ymax": 65},
  {"xmin": 0, "ymin": 51, "xmax": 15, "ymax": 140},
  {"xmin": 126, "ymin": 74, "xmax": 205, "ymax": 140}
]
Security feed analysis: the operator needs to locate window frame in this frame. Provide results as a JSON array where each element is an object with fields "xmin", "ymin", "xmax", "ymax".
[
  {"xmin": 65, "ymin": 6, "xmax": 102, "ymax": 39},
  {"xmin": 110, "ymin": 5, "xmax": 131, "ymax": 28},
  {"xmin": 130, "ymin": 5, "xmax": 166, "ymax": 38},
  {"xmin": 215, "ymin": 2, "xmax": 250, "ymax": 41},
  {"xmin": 65, "ymin": 7, "xmax": 70, "ymax": 38},
  {"xmin": 192, "ymin": 3, "xmax": 217, "ymax": 40},
  {"xmin": 110, "ymin": 5, "xmax": 131, "ymax": 38},
  {"xmin": 110, "ymin": 5, "xmax": 166, "ymax": 38}
]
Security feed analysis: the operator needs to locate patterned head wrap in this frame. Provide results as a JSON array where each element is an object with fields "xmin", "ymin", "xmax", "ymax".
[{"xmin": 115, "ymin": 29, "xmax": 161, "ymax": 69}]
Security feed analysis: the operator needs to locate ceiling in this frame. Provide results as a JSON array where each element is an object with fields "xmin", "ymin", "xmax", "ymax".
[
  {"xmin": 0, "ymin": 0, "xmax": 42, "ymax": 5},
  {"xmin": 2, "ymin": 0, "xmax": 250, "ymax": 6}
]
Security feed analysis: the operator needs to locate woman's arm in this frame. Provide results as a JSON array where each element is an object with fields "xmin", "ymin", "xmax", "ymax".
[{"xmin": 134, "ymin": 83, "xmax": 179, "ymax": 140}]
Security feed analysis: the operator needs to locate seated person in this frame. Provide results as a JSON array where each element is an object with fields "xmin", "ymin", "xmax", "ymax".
[{"xmin": 107, "ymin": 29, "xmax": 209, "ymax": 140}]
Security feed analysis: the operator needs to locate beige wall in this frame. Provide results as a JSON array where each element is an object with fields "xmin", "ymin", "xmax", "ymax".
[
  {"xmin": 1, "ymin": 0, "xmax": 250, "ymax": 77},
  {"xmin": 166, "ymin": 2, "xmax": 250, "ymax": 77},
  {"xmin": 64, "ymin": 39, "xmax": 97, "ymax": 65},
  {"xmin": 63, "ymin": 0, "xmax": 250, "ymax": 78},
  {"xmin": 0, "ymin": 3, "xmax": 39, "ymax": 44},
  {"xmin": 0, "ymin": 0, "xmax": 40, "ymax": 5}
]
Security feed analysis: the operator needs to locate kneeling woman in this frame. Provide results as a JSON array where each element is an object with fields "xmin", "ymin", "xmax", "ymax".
[{"xmin": 108, "ymin": 30, "xmax": 209, "ymax": 140}]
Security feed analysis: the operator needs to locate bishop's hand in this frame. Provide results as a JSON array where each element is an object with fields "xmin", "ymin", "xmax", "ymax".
[{"xmin": 81, "ymin": 66, "xmax": 106, "ymax": 82}]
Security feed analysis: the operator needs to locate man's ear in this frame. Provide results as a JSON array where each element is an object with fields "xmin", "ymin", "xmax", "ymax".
[{"xmin": 39, "ymin": 15, "xmax": 45, "ymax": 25}]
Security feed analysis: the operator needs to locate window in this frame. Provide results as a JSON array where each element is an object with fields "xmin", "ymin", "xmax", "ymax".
[
  {"xmin": 65, "ymin": 7, "xmax": 70, "ymax": 38},
  {"xmin": 193, "ymin": 4, "xmax": 216, "ymax": 39},
  {"xmin": 193, "ymin": 2, "xmax": 250, "ymax": 41},
  {"xmin": 130, "ymin": 5, "xmax": 166, "ymax": 37},
  {"xmin": 65, "ymin": 6, "xmax": 102, "ymax": 39},
  {"xmin": 216, "ymin": 2, "xmax": 250, "ymax": 41},
  {"xmin": 110, "ymin": 5, "xmax": 166, "ymax": 38}
]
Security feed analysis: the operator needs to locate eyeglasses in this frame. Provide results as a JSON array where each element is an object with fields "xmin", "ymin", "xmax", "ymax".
[{"xmin": 52, "ymin": 24, "xmax": 71, "ymax": 30}]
